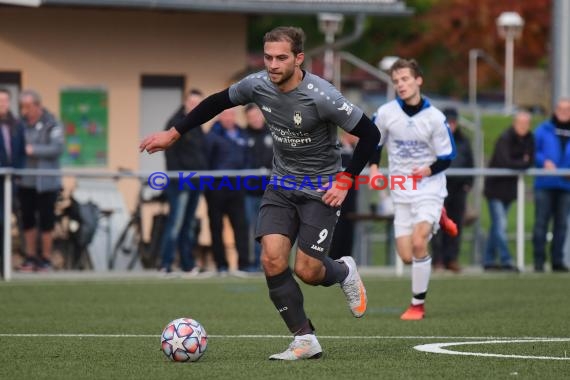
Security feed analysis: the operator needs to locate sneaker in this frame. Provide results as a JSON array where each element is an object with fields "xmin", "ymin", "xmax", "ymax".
[
  {"xmin": 181, "ymin": 267, "xmax": 202, "ymax": 278},
  {"xmin": 218, "ymin": 269, "xmax": 229, "ymax": 278},
  {"xmin": 400, "ymin": 304, "xmax": 425, "ymax": 321},
  {"xmin": 439, "ymin": 207, "xmax": 458, "ymax": 237},
  {"xmin": 500, "ymin": 264, "xmax": 520, "ymax": 273},
  {"xmin": 36, "ymin": 259, "xmax": 52, "ymax": 273},
  {"xmin": 445, "ymin": 261, "xmax": 461, "ymax": 273},
  {"xmin": 17, "ymin": 258, "xmax": 36, "ymax": 273},
  {"xmin": 196, "ymin": 270, "xmax": 216, "ymax": 278},
  {"xmin": 229, "ymin": 269, "xmax": 251, "ymax": 278},
  {"xmin": 337, "ymin": 256, "xmax": 367, "ymax": 318},
  {"xmin": 552, "ymin": 264, "xmax": 569, "ymax": 273},
  {"xmin": 269, "ymin": 334, "xmax": 323, "ymax": 361}
]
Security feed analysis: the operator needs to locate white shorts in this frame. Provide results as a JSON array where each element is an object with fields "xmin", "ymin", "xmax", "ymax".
[{"xmin": 393, "ymin": 199, "xmax": 444, "ymax": 238}]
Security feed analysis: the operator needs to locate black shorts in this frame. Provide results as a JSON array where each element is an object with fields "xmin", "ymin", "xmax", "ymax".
[
  {"xmin": 18, "ymin": 187, "xmax": 58, "ymax": 231},
  {"xmin": 255, "ymin": 186, "xmax": 340, "ymax": 259}
]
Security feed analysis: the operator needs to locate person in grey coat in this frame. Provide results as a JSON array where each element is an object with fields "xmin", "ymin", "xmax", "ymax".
[{"xmin": 17, "ymin": 90, "xmax": 64, "ymax": 272}]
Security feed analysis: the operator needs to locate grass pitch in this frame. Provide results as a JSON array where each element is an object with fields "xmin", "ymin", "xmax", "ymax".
[{"xmin": 1, "ymin": 273, "xmax": 568, "ymax": 379}]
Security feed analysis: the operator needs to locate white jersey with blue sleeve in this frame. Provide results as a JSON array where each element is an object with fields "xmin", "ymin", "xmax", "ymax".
[{"xmin": 373, "ymin": 98, "xmax": 456, "ymax": 203}]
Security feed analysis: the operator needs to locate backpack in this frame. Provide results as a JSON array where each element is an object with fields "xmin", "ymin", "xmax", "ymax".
[{"xmin": 67, "ymin": 197, "xmax": 100, "ymax": 249}]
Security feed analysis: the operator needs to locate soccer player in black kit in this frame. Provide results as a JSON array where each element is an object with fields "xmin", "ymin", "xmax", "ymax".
[{"xmin": 140, "ymin": 26, "xmax": 380, "ymax": 360}]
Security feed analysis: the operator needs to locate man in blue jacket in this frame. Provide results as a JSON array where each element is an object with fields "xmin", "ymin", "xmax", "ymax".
[
  {"xmin": 0, "ymin": 88, "xmax": 26, "ymax": 276},
  {"xmin": 533, "ymin": 98, "xmax": 570, "ymax": 272}
]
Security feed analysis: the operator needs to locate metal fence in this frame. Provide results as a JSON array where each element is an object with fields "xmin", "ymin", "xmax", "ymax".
[{"xmin": 2, "ymin": 167, "xmax": 569, "ymax": 281}]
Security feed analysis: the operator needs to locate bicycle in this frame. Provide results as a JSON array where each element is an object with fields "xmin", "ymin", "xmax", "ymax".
[{"xmin": 108, "ymin": 172, "xmax": 167, "ymax": 270}]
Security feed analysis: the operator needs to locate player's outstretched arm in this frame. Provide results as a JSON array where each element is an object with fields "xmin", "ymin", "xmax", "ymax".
[
  {"xmin": 139, "ymin": 88, "xmax": 236, "ymax": 154},
  {"xmin": 139, "ymin": 127, "xmax": 181, "ymax": 154}
]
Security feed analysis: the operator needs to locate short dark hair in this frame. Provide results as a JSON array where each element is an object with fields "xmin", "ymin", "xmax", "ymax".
[
  {"xmin": 0, "ymin": 88, "xmax": 11, "ymax": 98},
  {"xmin": 443, "ymin": 107, "xmax": 459, "ymax": 120},
  {"xmin": 389, "ymin": 58, "xmax": 423, "ymax": 78},
  {"xmin": 187, "ymin": 88, "xmax": 203, "ymax": 97},
  {"xmin": 245, "ymin": 103, "xmax": 259, "ymax": 113},
  {"xmin": 263, "ymin": 26, "xmax": 305, "ymax": 55}
]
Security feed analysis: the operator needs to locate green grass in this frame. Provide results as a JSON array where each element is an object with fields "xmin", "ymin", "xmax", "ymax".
[{"xmin": 1, "ymin": 275, "xmax": 569, "ymax": 379}]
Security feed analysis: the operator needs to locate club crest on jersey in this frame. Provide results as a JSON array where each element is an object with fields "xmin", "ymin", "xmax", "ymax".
[{"xmin": 293, "ymin": 111, "xmax": 302, "ymax": 127}]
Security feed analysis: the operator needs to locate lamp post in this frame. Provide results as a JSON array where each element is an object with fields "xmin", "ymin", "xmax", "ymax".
[
  {"xmin": 379, "ymin": 56, "xmax": 399, "ymax": 101},
  {"xmin": 318, "ymin": 13, "xmax": 344, "ymax": 82},
  {"xmin": 496, "ymin": 11, "xmax": 524, "ymax": 115}
]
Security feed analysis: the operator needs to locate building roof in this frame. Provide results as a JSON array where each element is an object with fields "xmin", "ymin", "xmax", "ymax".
[{"xmin": 1, "ymin": 0, "xmax": 412, "ymax": 15}]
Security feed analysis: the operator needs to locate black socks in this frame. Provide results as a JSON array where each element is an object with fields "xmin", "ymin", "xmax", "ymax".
[
  {"xmin": 266, "ymin": 268, "xmax": 312, "ymax": 335},
  {"xmin": 320, "ymin": 257, "xmax": 349, "ymax": 287}
]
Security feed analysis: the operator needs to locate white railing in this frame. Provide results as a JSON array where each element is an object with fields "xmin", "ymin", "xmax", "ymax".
[{"xmin": 2, "ymin": 167, "xmax": 569, "ymax": 280}]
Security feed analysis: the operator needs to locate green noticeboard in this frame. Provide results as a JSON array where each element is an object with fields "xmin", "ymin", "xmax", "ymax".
[{"xmin": 60, "ymin": 88, "xmax": 108, "ymax": 167}]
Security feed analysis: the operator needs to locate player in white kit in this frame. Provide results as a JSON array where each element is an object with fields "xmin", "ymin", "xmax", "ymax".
[{"xmin": 369, "ymin": 58, "xmax": 456, "ymax": 320}]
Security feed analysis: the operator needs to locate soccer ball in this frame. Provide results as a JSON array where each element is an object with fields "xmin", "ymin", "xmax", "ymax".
[{"xmin": 160, "ymin": 318, "xmax": 208, "ymax": 362}]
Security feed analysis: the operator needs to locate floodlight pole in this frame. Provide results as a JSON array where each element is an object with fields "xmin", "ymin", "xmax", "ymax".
[
  {"xmin": 318, "ymin": 13, "xmax": 344, "ymax": 82},
  {"xmin": 496, "ymin": 11, "xmax": 524, "ymax": 115},
  {"xmin": 468, "ymin": 49, "xmax": 480, "ymax": 109},
  {"xmin": 379, "ymin": 56, "xmax": 399, "ymax": 101},
  {"xmin": 504, "ymin": 34, "xmax": 515, "ymax": 114}
]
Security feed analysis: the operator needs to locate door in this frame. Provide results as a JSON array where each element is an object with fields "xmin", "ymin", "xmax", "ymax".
[{"xmin": 139, "ymin": 75, "xmax": 185, "ymax": 173}]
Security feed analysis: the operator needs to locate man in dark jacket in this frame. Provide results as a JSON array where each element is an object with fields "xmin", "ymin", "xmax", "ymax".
[
  {"xmin": 432, "ymin": 107, "xmax": 473, "ymax": 272},
  {"xmin": 159, "ymin": 89, "xmax": 207, "ymax": 273},
  {"xmin": 244, "ymin": 104, "xmax": 273, "ymax": 271},
  {"xmin": 0, "ymin": 88, "xmax": 26, "ymax": 276},
  {"xmin": 483, "ymin": 110, "xmax": 534, "ymax": 271},
  {"xmin": 204, "ymin": 107, "xmax": 250, "ymax": 274}
]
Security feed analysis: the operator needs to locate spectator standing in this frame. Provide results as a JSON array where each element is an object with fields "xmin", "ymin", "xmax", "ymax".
[
  {"xmin": 329, "ymin": 131, "xmax": 358, "ymax": 260},
  {"xmin": 431, "ymin": 107, "xmax": 473, "ymax": 273},
  {"xmin": 159, "ymin": 89, "xmax": 207, "ymax": 274},
  {"xmin": 244, "ymin": 103, "xmax": 273, "ymax": 271},
  {"xmin": 483, "ymin": 110, "xmax": 534, "ymax": 271},
  {"xmin": 0, "ymin": 88, "xmax": 26, "ymax": 275},
  {"xmin": 17, "ymin": 90, "xmax": 64, "ymax": 272},
  {"xmin": 204, "ymin": 107, "xmax": 250, "ymax": 274},
  {"xmin": 532, "ymin": 99, "xmax": 570, "ymax": 272}
]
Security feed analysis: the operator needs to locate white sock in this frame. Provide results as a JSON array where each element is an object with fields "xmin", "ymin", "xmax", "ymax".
[{"xmin": 411, "ymin": 255, "xmax": 432, "ymax": 305}]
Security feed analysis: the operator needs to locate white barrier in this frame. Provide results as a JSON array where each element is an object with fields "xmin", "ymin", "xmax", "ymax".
[{"xmin": 2, "ymin": 167, "xmax": 569, "ymax": 280}]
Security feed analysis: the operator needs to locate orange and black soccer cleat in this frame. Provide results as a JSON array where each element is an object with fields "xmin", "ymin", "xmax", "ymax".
[
  {"xmin": 439, "ymin": 207, "xmax": 458, "ymax": 237},
  {"xmin": 400, "ymin": 304, "xmax": 425, "ymax": 321}
]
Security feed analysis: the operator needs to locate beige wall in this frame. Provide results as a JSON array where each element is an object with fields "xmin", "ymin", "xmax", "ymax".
[{"xmin": 0, "ymin": 6, "xmax": 248, "ymax": 210}]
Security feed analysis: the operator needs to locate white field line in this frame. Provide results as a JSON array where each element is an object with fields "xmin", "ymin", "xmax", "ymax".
[
  {"xmin": 3, "ymin": 334, "xmax": 569, "ymax": 360},
  {"xmin": 0, "ymin": 333, "xmax": 567, "ymax": 340},
  {"xmin": 414, "ymin": 339, "xmax": 570, "ymax": 361}
]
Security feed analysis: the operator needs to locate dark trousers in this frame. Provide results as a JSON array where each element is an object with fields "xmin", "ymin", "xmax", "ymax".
[
  {"xmin": 205, "ymin": 184, "xmax": 250, "ymax": 271},
  {"xmin": 159, "ymin": 185, "xmax": 201, "ymax": 272},
  {"xmin": 328, "ymin": 188, "xmax": 357, "ymax": 260},
  {"xmin": 432, "ymin": 189, "xmax": 467, "ymax": 265},
  {"xmin": 0, "ymin": 223, "xmax": 3, "ymax": 276},
  {"xmin": 532, "ymin": 189, "xmax": 570, "ymax": 269}
]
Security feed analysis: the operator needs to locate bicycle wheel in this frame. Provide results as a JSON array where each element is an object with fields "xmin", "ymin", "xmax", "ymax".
[{"xmin": 109, "ymin": 218, "xmax": 138, "ymax": 270}]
